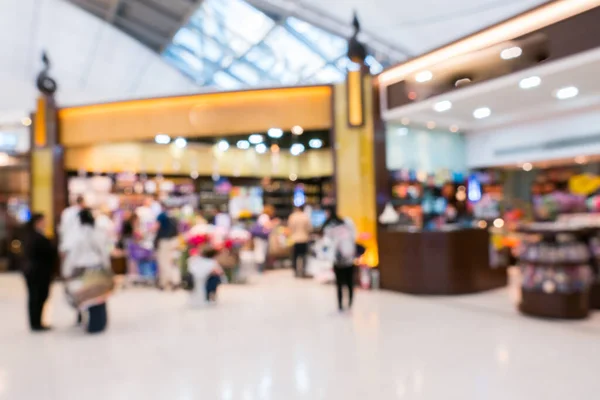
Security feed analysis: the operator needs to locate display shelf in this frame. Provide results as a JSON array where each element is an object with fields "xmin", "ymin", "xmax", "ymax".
[{"xmin": 520, "ymin": 290, "xmax": 589, "ymax": 319}]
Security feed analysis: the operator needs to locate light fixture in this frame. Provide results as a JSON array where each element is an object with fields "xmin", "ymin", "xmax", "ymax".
[
  {"xmin": 401, "ymin": 117, "xmax": 410, "ymax": 125},
  {"xmin": 522, "ymin": 162, "xmax": 533, "ymax": 171},
  {"xmin": 449, "ymin": 125, "xmax": 459, "ymax": 133},
  {"xmin": 249, "ymin": 134, "xmax": 263, "ymax": 144},
  {"xmin": 268, "ymin": 128, "xmax": 284, "ymax": 138},
  {"xmin": 433, "ymin": 100, "xmax": 452, "ymax": 112},
  {"xmin": 21, "ymin": 117, "xmax": 32, "ymax": 127},
  {"xmin": 155, "ymin": 134, "xmax": 171, "ymax": 144},
  {"xmin": 575, "ymin": 155, "xmax": 587, "ymax": 165},
  {"xmin": 477, "ymin": 220, "xmax": 488, "ymax": 229},
  {"xmin": 217, "ymin": 140, "xmax": 229, "ymax": 152},
  {"xmin": 190, "ymin": 171, "xmax": 199, "ymax": 179},
  {"xmin": 174, "ymin": 137, "xmax": 187, "ymax": 149},
  {"xmin": 237, "ymin": 140, "xmax": 250, "ymax": 150},
  {"xmin": 426, "ymin": 121, "xmax": 436, "ymax": 129},
  {"xmin": 271, "ymin": 144, "xmax": 280, "ymax": 153},
  {"xmin": 289, "ymin": 173, "xmax": 298, "ymax": 181},
  {"xmin": 291, "ymin": 125, "xmax": 304, "ymax": 135},
  {"xmin": 309, "ymin": 138, "xmax": 323, "ymax": 148},
  {"xmin": 255, "ymin": 143, "xmax": 267, "ymax": 154},
  {"xmin": 519, "ymin": 76, "xmax": 541, "ymax": 89},
  {"xmin": 290, "ymin": 143, "xmax": 305, "ymax": 156},
  {"xmin": 555, "ymin": 86, "xmax": 579, "ymax": 100},
  {"xmin": 493, "ymin": 218, "xmax": 505, "ymax": 228},
  {"xmin": 500, "ymin": 46, "xmax": 522, "ymax": 60},
  {"xmin": 415, "ymin": 70, "xmax": 433, "ymax": 83},
  {"xmin": 473, "ymin": 107, "xmax": 491, "ymax": 119}
]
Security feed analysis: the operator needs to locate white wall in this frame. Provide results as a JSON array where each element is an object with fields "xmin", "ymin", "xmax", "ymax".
[
  {"xmin": 0, "ymin": 0, "xmax": 198, "ymax": 114},
  {"xmin": 466, "ymin": 107, "xmax": 600, "ymax": 168}
]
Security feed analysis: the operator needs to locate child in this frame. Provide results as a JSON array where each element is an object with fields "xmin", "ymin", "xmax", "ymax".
[{"xmin": 187, "ymin": 246, "xmax": 223, "ymax": 305}]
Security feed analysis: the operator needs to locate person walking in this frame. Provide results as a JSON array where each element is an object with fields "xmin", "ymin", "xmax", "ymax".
[
  {"xmin": 155, "ymin": 203, "xmax": 179, "ymax": 290},
  {"xmin": 288, "ymin": 205, "xmax": 311, "ymax": 277},
  {"xmin": 62, "ymin": 209, "xmax": 113, "ymax": 333},
  {"xmin": 322, "ymin": 208, "xmax": 357, "ymax": 311},
  {"xmin": 23, "ymin": 213, "xmax": 57, "ymax": 332}
]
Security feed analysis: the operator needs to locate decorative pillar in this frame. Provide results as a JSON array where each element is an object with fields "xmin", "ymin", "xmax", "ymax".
[
  {"xmin": 333, "ymin": 14, "xmax": 378, "ymax": 266},
  {"xmin": 31, "ymin": 52, "xmax": 65, "ymax": 237}
]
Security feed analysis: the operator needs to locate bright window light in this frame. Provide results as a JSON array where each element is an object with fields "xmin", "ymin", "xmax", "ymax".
[
  {"xmin": 217, "ymin": 140, "xmax": 229, "ymax": 151},
  {"xmin": 268, "ymin": 128, "xmax": 283, "ymax": 138},
  {"xmin": 249, "ymin": 134, "xmax": 263, "ymax": 144},
  {"xmin": 434, "ymin": 100, "xmax": 452, "ymax": 112},
  {"xmin": 519, "ymin": 76, "xmax": 541, "ymax": 89},
  {"xmin": 415, "ymin": 70, "xmax": 433, "ymax": 83},
  {"xmin": 237, "ymin": 140, "xmax": 250, "ymax": 150},
  {"xmin": 155, "ymin": 134, "xmax": 171, "ymax": 144},
  {"xmin": 309, "ymin": 138, "xmax": 323, "ymax": 148},
  {"xmin": 473, "ymin": 107, "xmax": 491, "ymax": 119},
  {"xmin": 255, "ymin": 143, "xmax": 267, "ymax": 153},
  {"xmin": 174, "ymin": 137, "xmax": 187, "ymax": 148},
  {"xmin": 290, "ymin": 143, "xmax": 305, "ymax": 156},
  {"xmin": 500, "ymin": 46, "xmax": 522, "ymax": 60},
  {"xmin": 555, "ymin": 86, "xmax": 579, "ymax": 100}
]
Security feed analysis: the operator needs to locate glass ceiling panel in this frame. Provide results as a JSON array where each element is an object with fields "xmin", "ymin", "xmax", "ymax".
[{"xmin": 162, "ymin": 0, "xmax": 395, "ymax": 89}]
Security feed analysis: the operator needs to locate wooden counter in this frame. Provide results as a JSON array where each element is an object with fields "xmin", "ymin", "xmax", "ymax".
[{"xmin": 378, "ymin": 228, "xmax": 507, "ymax": 295}]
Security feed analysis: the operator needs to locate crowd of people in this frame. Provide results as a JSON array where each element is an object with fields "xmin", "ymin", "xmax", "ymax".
[{"xmin": 21, "ymin": 195, "xmax": 360, "ymax": 334}]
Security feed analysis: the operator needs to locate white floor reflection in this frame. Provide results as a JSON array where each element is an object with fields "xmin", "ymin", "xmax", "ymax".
[{"xmin": 1, "ymin": 271, "xmax": 600, "ymax": 399}]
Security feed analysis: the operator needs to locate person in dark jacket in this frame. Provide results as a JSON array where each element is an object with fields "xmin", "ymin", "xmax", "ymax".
[{"xmin": 23, "ymin": 213, "xmax": 57, "ymax": 332}]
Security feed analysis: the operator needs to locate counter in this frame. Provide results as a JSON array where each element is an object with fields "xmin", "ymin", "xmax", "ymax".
[{"xmin": 378, "ymin": 228, "xmax": 507, "ymax": 295}]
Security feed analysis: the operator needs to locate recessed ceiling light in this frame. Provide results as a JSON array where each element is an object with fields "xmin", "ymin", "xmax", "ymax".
[
  {"xmin": 237, "ymin": 140, "xmax": 250, "ymax": 150},
  {"xmin": 519, "ymin": 76, "xmax": 541, "ymax": 89},
  {"xmin": 289, "ymin": 173, "xmax": 298, "ymax": 181},
  {"xmin": 249, "ymin": 134, "xmax": 263, "ymax": 144},
  {"xmin": 271, "ymin": 144, "xmax": 280, "ymax": 153},
  {"xmin": 217, "ymin": 140, "xmax": 229, "ymax": 152},
  {"xmin": 433, "ymin": 100, "xmax": 452, "ymax": 112},
  {"xmin": 555, "ymin": 86, "xmax": 579, "ymax": 100},
  {"xmin": 401, "ymin": 117, "xmax": 410, "ymax": 125},
  {"xmin": 190, "ymin": 171, "xmax": 199, "ymax": 179},
  {"xmin": 268, "ymin": 128, "xmax": 284, "ymax": 138},
  {"xmin": 449, "ymin": 125, "xmax": 459, "ymax": 133},
  {"xmin": 290, "ymin": 143, "xmax": 305, "ymax": 156},
  {"xmin": 415, "ymin": 70, "xmax": 433, "ymax": 83},
  {"xmin": 575, "ymin": 155, "xmax": 587, "ymax": 164},
  {"xmin": 21, "ymin": 117, "xmax": 32, "ymax": 127},
  {"xmin": 174, "ymin": 137, "xmax": 187, "ymax": 148},
  {"xmin": 291, "ymin": 125, "xmax": 304, "ymax": 135},
  {"xmin": 155, "ymin": 134, "xmax": 171, "ymax": 145},
  {"xmin": 500, "ymin": 46, "xmax": 522, "ymax": 60},
  {"xmin": 255, "ymin": 143, "xmax": 267, "ymax": 154},
  {"xmin": 426, "ymin": 121, "xmax": 436, "ymax": 129},
  {"xmin": 473, "ymin": 107, "xmax": 491, "ymax": 119},
  {"xmin": 309, "ymin": 138, "xmax": 323, "ymax": 148},
  {"xmin": 522, "ymin": 162, "xmax": 533, "ymax": 171}
]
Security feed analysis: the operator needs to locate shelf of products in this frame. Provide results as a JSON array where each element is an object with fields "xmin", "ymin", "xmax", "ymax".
[{"xmin": 517, "ymin": 225, "xmax": 595, "ymax": 319}]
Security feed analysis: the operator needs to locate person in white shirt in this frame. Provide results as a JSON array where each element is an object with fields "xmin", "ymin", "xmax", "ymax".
[
  {"xmin": 187, "ymin": 247, "xmax": 223, "ymax": 305},
  {"xmin": 288, "ymin": 205, "xmax": 312, "ymax": 277},
  {"xmin": 59, "ymin": 195, "xmax": 85, "ymax": 255}
]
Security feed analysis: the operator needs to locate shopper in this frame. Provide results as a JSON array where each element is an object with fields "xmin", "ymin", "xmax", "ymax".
[
  {"xmin": 253, "ymin": 205, "xmax": 275, "ymax": 271},
  {"xmin": 23, "ymin": 213, "xmax": 57, "ymax": 332},
  {"xmin": 59, "ymin": 195, "xmax": 85, "ymax": 256},
  {"xmin": 322, "ymin": 208, "xmax": 357, "ymax": 311},
  {"xmin": 288, "ymin": 205, "xmax": 311, "ymax": 277},
  {"xmin": 155, "ymin": 203, "xmax": 179, "ymax": 290},
  {"xmin": 62, "ymin": 209, "xmax": 112, "ymax": 333},
  {"xmin": 187, "ymin": 246, "xmax": 223, "ymax": 305}
]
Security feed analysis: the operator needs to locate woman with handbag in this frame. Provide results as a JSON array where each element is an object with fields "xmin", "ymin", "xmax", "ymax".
[{"xmin": 62, "ymin": 209, "xmax": 113, "ymax": 333}]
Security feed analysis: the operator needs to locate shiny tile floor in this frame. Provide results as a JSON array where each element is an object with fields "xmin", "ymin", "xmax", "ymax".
[{"xmin": 2, "ymin": 271, "xmax": 600, "ymax": 400}]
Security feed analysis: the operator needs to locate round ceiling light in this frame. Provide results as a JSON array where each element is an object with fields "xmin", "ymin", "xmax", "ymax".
[
  {"xmin": 21, "ymin": 117, "xmax": 32, "ymax": 127},
  {"xmin": 155, "ymin": 134, "xmax": 171, "ymax": 145},
  {"xmin": 555, "ymin": 86, "xmax": 579, "ymax": 100},
  {"xmin": 500, "ymin": 46, "xmax": 522, "ymax": 60},
  {"xmin": 291, "ymin": 125, "xmax": 304, "ymax": 135},
  {"xmin": 449, "ymin": 125, "xmax": 459, "ymax": 133},
  {"xmin": 290, "ymin": 143, "xmax": 305, "ymax": 156},
  {"xmin": 249, "ymin": 134, "xmax": 263, "ymax": 144},
  {"xmin": 237, "ymin": 140, "xmax": 250, "ymax": 150},
  {"xmin": 473, "ymin": 107, "xmax": 491, "ymax": 119},
  {"xmin": 519, "ymin": 76, "xmax": 541, "ymax": 89},
  {"xmin": 522, "ymin": 162, "xmax": 533, "ymax": 171},
  {"xmin": 255, "ymin": 143, "xmax": 267, "ymax": 154},
  {"xmin": 309, "ymin": 138, "xmax": 323, "ymax": 149},
  {"xmin": 268, "ymin": 128, "xmax": 284, "ymax": 138},
  {"xmin": 174, "ymin": 137, "xmax": 187, "ymax": 149},
  {"xmin": 217, "ymin": 140, "xmax": 229, "ymax": 152},
  {"xmin": 415, "ymin": 70, "xmax": 433, "ymax": 83},
  {"xmin": 426, "ymin": 121, "xmax": 436, "ymax": 129},
  {"xmin": 433, "ymin": 100, "xmax": 452, "ymax": 112}
]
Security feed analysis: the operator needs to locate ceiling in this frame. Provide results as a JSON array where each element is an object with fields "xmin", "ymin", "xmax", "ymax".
[
  {"xmin": 0, "ymin": 0, "xmax": 197, "ymax": 117},
  {"xmin": 384, "ymin": 47, "xmax": 600, "ymax": 133}
]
